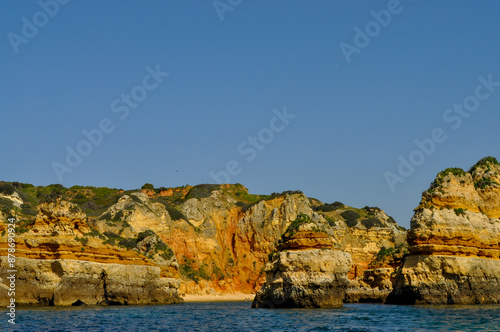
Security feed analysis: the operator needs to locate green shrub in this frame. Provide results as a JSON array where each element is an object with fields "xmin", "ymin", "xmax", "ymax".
[
  {"xmin": 431, "ymin": 168, "xmax": 467, "ymax": 190},
  {"xmin": 165, "ymin": 206, "xmax": 187, "ymax": 221},
  {"xmin": 179, "ymin": 258, "xmax": 211, "ymax": 283},
  {"xmin": 360, "ymin": 218, "xmax": 384, "ymax": 229},
  {"xmin": 85, "ymin": 229, "xmax": 106, "ymax": 240},
  {"xmin": 270, "ymin": 190, "xmax": 303, "ymax": 198},
  {"xmin": 372, "ymin": 243, "xmax": 409, "ymax": 266},
  {"xmin": 315, "ymin": 201, "xmax": 344, "ymax": 212},
  {"xmin": 129, "ymin": 194, "xmax": 144, "ymax": 204},
  {"xmin": 469, "ymin": 156, "xmax": 499, "ymax": 173},
  {"xmin": 137, "ymin": 230, "xmax": 155, "ymax": 242},
  {"xmin": 155, "ymin": 241, "xmax": 167, "ymax": 251},
  {"xmin": 160, "ymin": 249, "xmax": 175, "ymax": 261},
  {"xmin": 212, "ymin": 264, "xmax": 225, "ymax": 280},
  {"xmin": 99, "ymin": 212, "xmax": 112, "ymax": 220},
  {"xmin": 14, "ymin": 188, "xmax": 36, "ymax": 207},
  {"xmin": 104, "ymin": 231, "xmax": 121, "ymax": 239},
  {"xmin": 474, "ymin": 179, "xmax": 499, "ymax": 189},
  {"xmin": 439, "ymin": 168, "xmax": 466, "ymax": 178},
  {"xmin": 454, "ymin": 208, "xmax": 466, "ymax": 216},
  {"xmin": 0, "ymin": 183, "xmax": 15, "ymax": 195},
  {"xmin": 375, "ymin": 246, "xmax": 395, "ymax": 261},
  {"xmin": 235, "ymin": 201, "xmax": 252, "ymax": 211},
  {"xmin": 15, "ymin": 227, "xmax": 29, "ymax": 234},
  {"xmin": 69, "ymin": 187, "xmax": 122, "ymax": 216},
  {"xmin": 362, "ymin": 206, "xmax": 381, "ymax": 215},
  {"xmin": 141, "ymin": 183, "xmax": 154, "ymax": 190},
  {"xmin": 228, "ymin": 257, "xmax": 235, "ymax": 266},
  {"xmin": 103, "ymin": 238, "xmax": 116, "ymax": 245},
  {"xmin": 118, "ymin": 238, "xmax": 138, "ymax": 249},
  {"xmin": 0, "ymin": 197, "xmax": 15, "ymax": 216},
  {"xmin": 324, "ymin": 216, "xmax": 336, "ymax": 227},
  {"xmin": 75, "ymin": 236, "xmax": 89, "ymax": 245},
  {"xmin": 71, "ymin": 193, "xmax": 88, "ymax": 205},
  {"xmin": 112, "ymin": 210, "xmax": 124, "ymax": 221},
  {"xmin": 11, "ymin": 182, "xmax": 33, "ymax": 189},
  {"xmin": 340, "ymin": 210, "xmax": 360, "ymax": 227},
  {"xmin": 18, "ymin": 218, "xmax": 35, "ymax": 227},
  {"xmin": 41, "ymin": 189, "xmax": 62, "ymax": 203},
  {"xmin": 282, "ymin": 214, "xmax": 311, "ymax": 238},
  {"xmin": 184, "ymin": 184, "xmax": 220, "ymax": 200}
]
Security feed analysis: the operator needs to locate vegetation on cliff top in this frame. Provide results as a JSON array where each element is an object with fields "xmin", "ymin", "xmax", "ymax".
[
  {"xmin": 0, "ymin": 181, "xmax": 401, "ymax": 236},
  {"xmin": 468, "ymin": 156, "xmax": 499, "ymax": 173},
  {"xmin": 0, "ymin": 180, "xmax": 408, "ymax": 293},
  {"xmin": 424, "ymin": 157, "xmax": 500, "ymax": 194},
  {"xmin": 313, "ymin": 204, "xmax": 400, "ymax": 230}
]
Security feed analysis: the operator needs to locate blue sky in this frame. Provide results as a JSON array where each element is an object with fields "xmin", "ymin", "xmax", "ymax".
[{"xmin": 1, "ymin": 0, "xmax": 499, "ymax": 228}]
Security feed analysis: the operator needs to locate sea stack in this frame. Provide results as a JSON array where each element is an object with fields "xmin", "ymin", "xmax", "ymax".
[
  {"xmin": 0, "ymin": 199, "xmax": 182, "ymax": 306},
  {"xmin": 252, "ymin": 214, "xmax": 352, "ymax": 308},
  {"xmin": 388, "ymin": 157, "xmax": 500, "ymax": 304}
]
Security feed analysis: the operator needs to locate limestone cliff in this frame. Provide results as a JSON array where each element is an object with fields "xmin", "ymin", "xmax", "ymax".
[
  {"xmin": 0, "ymin": 198, "xmax": 182, "ymax": 306},
  {"xmin": 0, "ymin": 182, "xmax": 406, "ymax": 300},
  {"xmin": 388, "ymin": 157, "xmax": 500, "ymax": 304},
  {"xmin": 252, "ymin": 214, "xmax": 352, "ymax": 308}
]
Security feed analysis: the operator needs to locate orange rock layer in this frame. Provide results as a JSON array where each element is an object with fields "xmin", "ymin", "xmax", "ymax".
[
  {"xmin": 0, "ymin": 242, "xmax": 153, "ymax": 265},
  {"xmin": 278, "ymin": 231, "xmax": 335, "ymax": 250}
]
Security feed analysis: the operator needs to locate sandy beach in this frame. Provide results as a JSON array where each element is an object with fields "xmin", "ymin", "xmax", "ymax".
[{"xmin": 182, "ymin": 293, "xmax": 254, "ymax": 302}]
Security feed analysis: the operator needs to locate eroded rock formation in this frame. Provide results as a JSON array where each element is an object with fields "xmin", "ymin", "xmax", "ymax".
[
  {"xmin": 0, "ymin": 182, "xmax": 406, "ymax": 301},
  {"xmin": 0, "ymin": 199, "xmax": 182, "ymax": 306},
  {"xmin": 252, "ymin": 215, "xmax": 352, "ymax": 308},
  {"xmin": 388, "ymin": 157, "xmax": 500, "ymax": 304}
]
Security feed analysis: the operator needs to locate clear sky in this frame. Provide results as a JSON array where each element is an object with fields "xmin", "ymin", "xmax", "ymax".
[{"xmin": 1, "ymin": 0, "xmax": 499, "ymax": 228}]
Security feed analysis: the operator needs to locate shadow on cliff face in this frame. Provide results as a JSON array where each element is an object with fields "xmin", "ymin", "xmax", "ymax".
[{"xmin": 51, "ymin": 261, "xmax": 64, "ymax": 278}]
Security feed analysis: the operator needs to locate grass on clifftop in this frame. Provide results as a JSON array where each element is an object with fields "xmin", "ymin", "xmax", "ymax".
[
  {"xmin": 313, "ymin": 202, "xmax": 399, "ymax": 230},
  {"xmin": 468, "ymin": 156, "xmax": 499, "ymax": 173},
  {"xmin": 425, "ymin": 167, "xmax": 467, "ymax": 194}
]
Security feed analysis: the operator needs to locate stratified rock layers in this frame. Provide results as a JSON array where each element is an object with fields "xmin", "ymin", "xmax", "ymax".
[
  {"xmin": 0, "ymin": 257, "xmax": 181, "ymax": 306},
  {"xmin": 0, "ymin": 200, "xmax": 182, "ymax": 306},
  {"xmin": 388, "ymin": 157, "xmax": 500, "ymax": 304},
  {"xmin": 0, "ymin": 183, "xmax": 405, "ymax": 300},
  {"xmin": 251, "ymin": 249, "xmax": 352, "ymax": 308},
  {"xmin": 389, "ymin": 255, "xmax": 500, "ymax": 304}
]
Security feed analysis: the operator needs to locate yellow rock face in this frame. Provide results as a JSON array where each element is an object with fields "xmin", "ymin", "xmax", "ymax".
[
  {"xmin": 278, "ymin": 231, "xmax": 335, "ymax": 250},
  {"xmin": 419, "ymin": 159, "xmax": 500, "ymax": 219},
  {"xmin": 389, "ymin": 158, "xmax": 500, "ymax": 305},
  {"xmin": 1, "ymin": 184, "xmax": 407, "ymax": 299},
  {"xmin": 1, "ymin": 200, "xmax": 154, "ymax": 266},
  {"xmin": 252, "ymin": 249, "xmax": 352, "ymax": 308},
  {"xmin": 0, "ymin": 199, "xmax": 182, "ymax": 306},
  {"xmin": 411, "ymin": 159, "xmax": 500, "ymax": 257}
]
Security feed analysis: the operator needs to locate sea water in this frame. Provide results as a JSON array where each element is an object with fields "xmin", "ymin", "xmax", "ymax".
[{"xmin": 2, "ymin": 302, "xmax": 499, "ymax": 331}]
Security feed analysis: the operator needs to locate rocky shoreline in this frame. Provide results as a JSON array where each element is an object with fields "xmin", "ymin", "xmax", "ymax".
[
  {"xmin": 252, "ymin": 249, "xmax": 352, "ymax": 308},
  {"xmin": 1, "ymin": 157, "xmax": 499, "ymax": 307}
]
